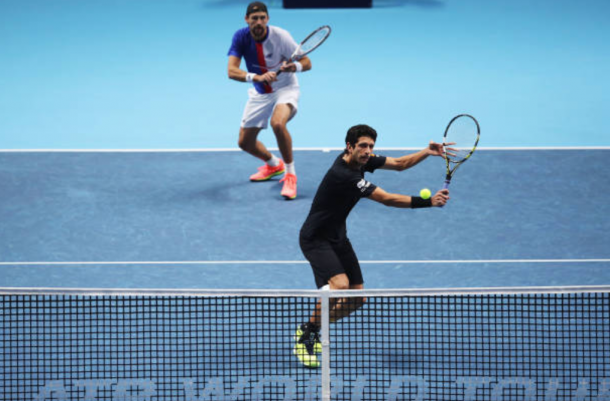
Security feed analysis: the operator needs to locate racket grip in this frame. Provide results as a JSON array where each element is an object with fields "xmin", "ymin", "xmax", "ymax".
[{"xmin": 439, "ymin": 180, "xmax": 451, "ymax": 208}]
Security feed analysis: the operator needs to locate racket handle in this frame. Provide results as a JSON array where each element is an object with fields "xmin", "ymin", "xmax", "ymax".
[
  {"xmin": 276, "ymin": 58, "xmax": 300, "ymax": 77},
  {"xmin": 439, "ymin": 180, "xmax": 451, "ymax": 208}
]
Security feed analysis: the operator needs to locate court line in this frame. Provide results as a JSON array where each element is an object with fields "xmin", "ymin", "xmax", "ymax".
[
  {"xmin": 1, "ymin": 259, "xmax": 608, "ymax": 266},
  {"xmin": 1, "ymin": 147, "xmax": 609, "ymax": 152}
]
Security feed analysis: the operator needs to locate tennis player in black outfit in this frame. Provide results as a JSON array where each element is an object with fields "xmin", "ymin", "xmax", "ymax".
[{"xmin": 293, "ymin": 124, "xmax": 450, "ymax": 368}]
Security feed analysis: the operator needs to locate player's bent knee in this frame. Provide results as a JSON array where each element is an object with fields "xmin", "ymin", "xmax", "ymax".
[
  {"xmin": 329, "ymin": 275, "xmax": 350, "ymax": 290},
  {"xmin": 238, "ymin": 137, "xmax": 254, "ymax": 152},
  {"xmin": 270, "ymin": 120, "xmax": 287, "ymax": 134}
]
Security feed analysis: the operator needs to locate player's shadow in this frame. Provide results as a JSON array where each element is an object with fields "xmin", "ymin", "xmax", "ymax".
[{"xmin": 182, "ymin": 181, "xmax": 246, "ymax": 203}]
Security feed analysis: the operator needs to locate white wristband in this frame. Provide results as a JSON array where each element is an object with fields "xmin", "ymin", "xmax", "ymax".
[
  {"xmin": 245, "ymin": 73, "xmax": 254, "ymax": 82},
  {"xmin": 294, "ymin": 61, "xmax": 303, "ymax": 73}
]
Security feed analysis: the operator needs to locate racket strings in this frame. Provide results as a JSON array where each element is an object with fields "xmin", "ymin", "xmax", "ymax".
[
  {"xmin": 443, "ymin": 116, "xmax": 479, "ymax": 163},
  {"xmin": 299, "ymin": 27, "xmax": 331, "ymax": 54},
  {"xmin": 445, "ymin": 148, "xmax": 472, "ymax": 163}
]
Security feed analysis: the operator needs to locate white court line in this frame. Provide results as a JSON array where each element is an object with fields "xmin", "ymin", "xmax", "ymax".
[
  {"xmin": 0, "ymin": 259, "xmax": 609, "ymax": 266},
  {"xmin": 1, "ymin": 147, "xmax": 609, "ymax": 152}
]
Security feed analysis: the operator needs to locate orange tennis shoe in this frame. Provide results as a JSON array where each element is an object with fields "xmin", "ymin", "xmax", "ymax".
[
  {"xmin": 249, "ymin": 160, "xmax": 285, "ymax": 181},
  {"xmin": 280, "ymin": 173, "xmax": 297, "ymax": 200}
]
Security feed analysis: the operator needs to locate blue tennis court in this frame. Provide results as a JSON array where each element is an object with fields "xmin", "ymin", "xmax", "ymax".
[
  {"xmin": 1, "ymin": 2, "xmax": 609, "ymax": 400},
  {"xmin": 1, "ymin": 149, "xmax": 609, "ymax": 289}
]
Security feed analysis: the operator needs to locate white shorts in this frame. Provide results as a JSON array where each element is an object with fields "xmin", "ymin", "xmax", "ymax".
[{"xmin": 240, "ymin": 85, "xmax": 300, "ymax": 129}]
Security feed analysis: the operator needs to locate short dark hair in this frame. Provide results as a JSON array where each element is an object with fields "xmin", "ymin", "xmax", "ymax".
[
  {"xmin": 345, "ymin": 124, "xmax": 377, "ymax": 150},
  {"xmin": 246, "ymin": 1, "xmax": 268, "ymax": 16}
]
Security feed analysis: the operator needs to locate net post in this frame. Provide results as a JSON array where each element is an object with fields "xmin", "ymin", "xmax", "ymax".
[{"xmin": 320, "ymin": 289, "xmax": 331, "ymax": 401}]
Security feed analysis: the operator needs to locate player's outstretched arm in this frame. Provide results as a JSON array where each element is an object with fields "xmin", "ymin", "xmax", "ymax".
[
  {"xmin": 382, "ymin": 141, "xmax": 445, "ymax": 171},
  {"xmin": 368, "ymin": 187, "xmax": 449, "ymax": 208}
]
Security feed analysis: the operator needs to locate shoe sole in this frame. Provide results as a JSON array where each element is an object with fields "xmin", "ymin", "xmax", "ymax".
[
  {"xmin": 250, "ymin": 169, "xmax": 285, "ymax": 182},
  {"xmin": 292, "ymin": 346, "xmax": 320, "ymax": 369}
]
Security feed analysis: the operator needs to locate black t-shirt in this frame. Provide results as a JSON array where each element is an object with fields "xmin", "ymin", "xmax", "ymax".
[{"xmin": 300, "ymin": 153, "xmax": 387, "ymax": 242}]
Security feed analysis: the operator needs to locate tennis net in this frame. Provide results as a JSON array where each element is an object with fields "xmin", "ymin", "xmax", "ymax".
[{"xmin": 1, "ymin": 286, "xmax": 609, "ymax": 400}]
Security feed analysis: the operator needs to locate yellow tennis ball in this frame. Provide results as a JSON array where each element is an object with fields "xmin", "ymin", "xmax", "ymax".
[{"xmin": 420, "ymin": 188, "xmax": 431, "ymax": 199}]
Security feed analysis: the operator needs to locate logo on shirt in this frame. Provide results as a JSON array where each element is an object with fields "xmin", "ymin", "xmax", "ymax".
[{"xmin": 357, "ymin": 179, "xmax": 371, "ymax": 193}]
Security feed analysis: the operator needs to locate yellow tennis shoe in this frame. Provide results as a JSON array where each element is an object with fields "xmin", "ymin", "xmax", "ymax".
[
  {"xmin": 293, "ymin": 323, "xmax": 322, "ymax": 369},
  {"xmin": 293, "ymin": 342, "xmax": 320, "ymax": 369}
]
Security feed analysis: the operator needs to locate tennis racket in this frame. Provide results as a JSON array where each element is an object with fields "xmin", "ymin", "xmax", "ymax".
[
  {"xmin": 277, "ymin": 25, "xmax": 331, "ymax": 76},
  {"xmin": 442, "ymin": 114, "xmax": 480, "ymax": 189},
  {"xmin": 254, "ymin": 26, "xmax": 331, "ymax": 74}
]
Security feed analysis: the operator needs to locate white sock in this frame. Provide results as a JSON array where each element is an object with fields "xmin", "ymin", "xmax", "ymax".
[
  {"xmin": 285, "ymin": 162, "xmax": 296, "ymax": 175},
  {"xmin": 267, "ymin": 154, "xmax": 280, "ymax": 167}
]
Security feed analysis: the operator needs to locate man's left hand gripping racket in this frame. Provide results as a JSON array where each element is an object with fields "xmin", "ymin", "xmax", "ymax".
[
  {"xmin": 276, "ymin": 25, "xmax": 331, "ymax": 76},
  {"xmin": 442, "ymin": 114, "xmax": 480, "ymax": 189}
]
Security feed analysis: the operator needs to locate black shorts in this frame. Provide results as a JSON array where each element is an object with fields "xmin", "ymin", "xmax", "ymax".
[{"xmin": 299, "ymin": 235, "xmax": 364, "ymax": 289}]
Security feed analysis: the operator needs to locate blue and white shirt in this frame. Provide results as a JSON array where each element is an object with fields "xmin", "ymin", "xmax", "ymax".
[{"xmin": 228, "ymin": 25, "xmax": 300, "ymax": 94}]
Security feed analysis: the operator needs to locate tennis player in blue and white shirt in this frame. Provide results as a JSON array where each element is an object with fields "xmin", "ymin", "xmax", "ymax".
[{"xmin": 227, "ymin": 1, "xmax": 311, "ymax": 200}]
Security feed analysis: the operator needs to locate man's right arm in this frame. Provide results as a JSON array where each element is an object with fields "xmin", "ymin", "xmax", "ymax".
[
  {"xmin": 368, "ymin": 187, "xmax": 449, "ymax": 208},
  {"xmin": 228, "ymin": 56, "xmax": 277, "ymax": 83},
  {"xmin": 228, "ymin": 56, "xmax": 249, "ymax": 82}
]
